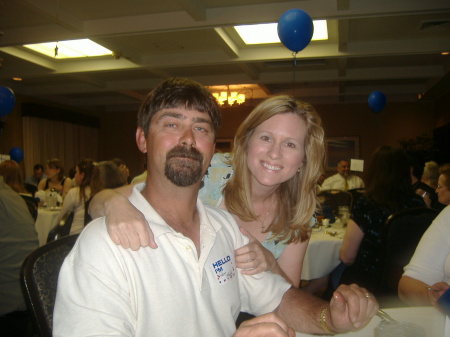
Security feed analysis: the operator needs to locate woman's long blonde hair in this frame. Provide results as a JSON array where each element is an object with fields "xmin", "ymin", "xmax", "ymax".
[{"xmin": 222, "ymin": 96, "xmax": 325, "ymax": 243}]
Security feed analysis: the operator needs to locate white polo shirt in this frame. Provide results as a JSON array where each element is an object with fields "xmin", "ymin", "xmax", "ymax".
[{"xmin": 53, "ymin": 183, "xmax": 291, "ymax": 337}]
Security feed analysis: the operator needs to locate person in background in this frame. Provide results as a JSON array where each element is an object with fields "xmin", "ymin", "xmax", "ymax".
[
  {"xmin": 0, "ymin": 175, "xmax": 39, "ymax": 336},
  {"xmin": 335, "ymin": 146, "xmax": 425, "ymax": 295},
  {"xmin": 24, "ymin": 163, "xmax": 45, "ymax": 195},
  {"xmin": 321, "ymin": 159, "xmax": 364, "ymax": 191},
  {"xmin": 0, "ymin": 160, "xmax": 38, "ymax": 221},
  {"xmin": 436, "ymin": 164, "xmax": 450, "ymax": 207},
  {"xmin": 55, "ymin": 159, "xmax": 99, "ymax": 235},
  {"xmin": 0, "ymin": 160, "xmax": 29, "ymax": 195},
  {"xmin": 398, "ymin": 205, "xmax": 450, "ymax": 307},
  {"xmin": 111, "ymin": 157, "xmax": 130, "ymax": 184},
  {"xmin": 90, "ymin": 95, "xmax": 326, "ymax": 291},
  {"xmin": 54, "ymin": 77, "xmax": 377, "ymax": 337},
  {"xmin": 416, "ymin": 161, "xmax": 445, "ymax": 211},
  {"xmin": 37, "ymin": 158, "xmax": 72, "ymax": 198},
  {"xmin": 96, "ymin": 161, "xmax": 129, "ymax": 189}
]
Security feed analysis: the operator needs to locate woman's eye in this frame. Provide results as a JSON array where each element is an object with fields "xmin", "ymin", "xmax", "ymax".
[
  {"xmin": 261, "ymin": 135, "xmax": 270, "ymax": 141},
  {"xmin": 286, "ymin": 142, "xmax": 296, "ymax": 148}
]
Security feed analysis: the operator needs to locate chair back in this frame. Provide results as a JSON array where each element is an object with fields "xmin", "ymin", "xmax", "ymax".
[
  {"xmin": 20, "ymin": 234, "xmax": 79, "ymax": 337},
  {"xmin": 379, "ymin": 207, "xmax": 439, "ymax": 297},
  {"xmin": 46, "ymin": 211, "xmax": 74, "ymax": 243},
  {"xmin": 317, "ymin": 189, "xmax": 353, "ymax": 216},
  {"xmin": 20, "ymin": 194, "xmax": 39, "ymax": 221}
]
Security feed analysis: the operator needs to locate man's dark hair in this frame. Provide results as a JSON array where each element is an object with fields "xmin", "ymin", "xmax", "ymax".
[
  {"xmin": 34, "ymin": 163, "xmax": 44, "ymax": 171},
  {"xmin": 137, "ymin": 78, "xmax": 221, "ymax": 137}
]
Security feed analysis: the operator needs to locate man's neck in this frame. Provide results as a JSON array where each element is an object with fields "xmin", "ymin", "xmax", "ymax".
[{"xmin": 141, "ymin": 176, "xmax": 202, "ymax": 252}]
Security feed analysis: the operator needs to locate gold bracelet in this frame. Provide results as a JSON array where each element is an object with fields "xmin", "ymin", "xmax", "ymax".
[{"xmin": 319, "ymin": 306, "xmax": 335, "ymax": 335}]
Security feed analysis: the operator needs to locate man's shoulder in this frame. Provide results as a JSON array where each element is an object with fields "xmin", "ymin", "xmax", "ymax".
[{"xmin": 323, "ymin": 173, "xmax": 340, "ymax": 183}]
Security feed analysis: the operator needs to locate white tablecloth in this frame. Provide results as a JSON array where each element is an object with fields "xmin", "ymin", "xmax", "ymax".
[
  {"xmin": 301, "ymin": 222, "xmax": 345, "ymax": 281},
  {"xmin": 295, "ymin": 306, "xmax": 446, "ymax": 337},
  {"xmin": 35, "ymin": 208, "xmax": 61, "ymax": 246}
]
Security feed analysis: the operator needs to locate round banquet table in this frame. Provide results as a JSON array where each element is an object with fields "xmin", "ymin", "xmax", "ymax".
[
  {"xmin": 301, "ymin": 222, "xmax": 346, "ymax": 281},
  {"xmin": 35, "ymin": 208, "xmax": 61, "ymax": 246},
  {"xmin": 295, "ymin": 306, "xmax": 446, "ymax": 337}
]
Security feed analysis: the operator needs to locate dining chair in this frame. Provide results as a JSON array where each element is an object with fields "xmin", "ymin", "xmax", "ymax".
[
  {"xmin": 20, "ymin": 234, "xmax": 79, "ymax": 337},
  {"xmin": 378, "ymin": 207, "xmax": 439, "ymax": 305},
  {"xmin": 20, "ymin": 194, "xmax": 39, "ymax": 221},
  {"xmin": 46, "ymin": 211, "xmax": 74, "ymax": 243},
  {"xmin": 317, "ymin": 189, "xmax": 353, "ymax": 216}
]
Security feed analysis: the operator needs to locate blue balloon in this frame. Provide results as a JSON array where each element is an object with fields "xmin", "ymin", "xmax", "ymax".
[
  {"xmin": 0, "ymin": 86, "xmax": 16, "ymax": 117},
  {"xmin": 277, "ymin": 9, "xmax": 314, "ymax": 53},
  {"xmin": 9, "ymin": 147, "xmax": 24, "ymax": 163},
  {"xmin": 368, "ymin": 91, "xmax": 386, "ymax": 114}
]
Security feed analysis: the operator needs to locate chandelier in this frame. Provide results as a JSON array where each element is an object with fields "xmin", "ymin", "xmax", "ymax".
[{"xmin": 212, "ymin": 86, "xmax": 246, "ymax": 106}]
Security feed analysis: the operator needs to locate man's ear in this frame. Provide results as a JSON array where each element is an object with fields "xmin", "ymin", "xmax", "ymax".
[{"xmin": 136, "ymin": 127, "xmax": 148, "ymax": 153}]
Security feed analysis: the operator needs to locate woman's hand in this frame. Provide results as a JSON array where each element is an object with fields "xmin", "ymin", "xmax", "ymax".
[
  {"xmin": 235, "ymin": 228, "xmax": 277, "ymax": 274},
  {"xmin": 427, "ymin": 282, "xmax": 449, "ymax": 308},
  {"xmin": 105, "ymin": 193, "xmax": 157, "ymax": 250}
]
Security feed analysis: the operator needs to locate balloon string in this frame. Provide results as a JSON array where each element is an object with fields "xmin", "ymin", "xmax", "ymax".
[{"xmin": 292, "ymin": 52, "xmax": 297, "ymax": 97}]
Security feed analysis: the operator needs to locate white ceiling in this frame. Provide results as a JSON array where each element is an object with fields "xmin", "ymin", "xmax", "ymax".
[{"xmin": 1, "ymin": 0, "xmax": 449, "ymax": 113}]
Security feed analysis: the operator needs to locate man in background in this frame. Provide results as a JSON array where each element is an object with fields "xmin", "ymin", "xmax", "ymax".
[
  {"xmin": 24, "ymin": 163, "xmax": 46, "ymax": 195},
  {"xmin": 321, "ymin": 159, "xmax": 364, "ymax": 191}
]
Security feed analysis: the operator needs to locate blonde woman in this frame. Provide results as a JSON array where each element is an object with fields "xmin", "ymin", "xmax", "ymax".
[{"xmin": 89, "ymin": 95, "xmax": 325, "ymax": 288}]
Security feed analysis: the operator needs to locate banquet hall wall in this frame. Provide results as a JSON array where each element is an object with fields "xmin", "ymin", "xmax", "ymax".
[{"xmin": 1, "ymin": 92, "xmax": 449, "ymax": 182}]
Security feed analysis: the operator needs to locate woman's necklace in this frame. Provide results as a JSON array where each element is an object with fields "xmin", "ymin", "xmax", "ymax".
[{"xmin": 256, "ymin": 198, "xmax": 276, "ymax": 231}]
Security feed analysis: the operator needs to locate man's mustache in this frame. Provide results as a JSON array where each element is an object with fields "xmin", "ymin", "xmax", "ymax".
[{"xmin": 166, "ymin": 146, "xmax": 203, "ymax": 162}]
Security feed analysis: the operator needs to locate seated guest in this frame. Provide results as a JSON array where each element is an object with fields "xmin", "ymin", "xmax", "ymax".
[
  {"xmin": 111, "ymin": 157, "xmax": 130, "ymax": 184},
  {"xmin": 436, "ymin": 164, "xmax": 450, "ymax": 207},
  {"xmin": 416, "ymin": 161, "xmax": 445, "ymax": 211},
  {"xmin": 321, "ymin": 159, "xmax": 364, "ymax": 191},
  {"xmin": 53, "ymin": 77, "xmax": 377, "ymax": 337},
  {"xmin": 96, "ymin": 161, "xmax": 129, "ymax": 190},
  {"xmin": 0, "ymin": 160, "xmax": 29, "ymax": 195},
  {"xmin": 55, "ymin": 159, "xmax": 97, "ymax": 235},
  {"xmin": 335, "ymin": 146, "xmax": 425, "ymax": 294},
  {"xmin": 24, "ymin": 163, "xmax": 45, "ymax": 195},
  {"xmin": 0, "ymin": 175, "xmax": 39, "ymax": 336},
  {"xmin": 398, "ymin": 205, "xmax": 450, "ymax": 307},
  {"xmin": 37, "ymin": 158, "xmax": 72, "ymax": 199},
  {"xmin": 0, "ymin": 160, "xmax": 38, "ymax": 220}
]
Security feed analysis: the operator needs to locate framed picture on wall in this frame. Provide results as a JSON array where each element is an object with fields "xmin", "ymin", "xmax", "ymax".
[
  {"xmin": 215, "ymin": 138, "xmax": 234, "ymax": 153},
  {"xmin": 325, "ymin": 137, "xmax": 360, "ymax": 171}
]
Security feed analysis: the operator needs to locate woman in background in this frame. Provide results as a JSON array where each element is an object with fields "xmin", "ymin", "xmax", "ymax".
[
  {"xmin": 38, "ymin": 158, "xmax": 72, "ymax": 198},
  {"xmin": 337, "ymin": 146, "xmax": 425, "ymax": 294},
  {"xmin": 56, "ymin": 159, "xmax": 99, "ymax": 235},
  {"xmin": 0, "ymin": 160, "xmax": 28, "ymax": 195},
  {"xmin": 397, "ymin": 163, "xmax": 450, "ymax": 307},
  {"xmin": 398, "ymin": 205, "xmax": 450, "ymax": 307}
]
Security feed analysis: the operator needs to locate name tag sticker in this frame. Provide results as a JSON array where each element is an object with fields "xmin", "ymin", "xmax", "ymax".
[{"xmin": 211, "ymin": 255, "xmax": 236, "ymax": 285}]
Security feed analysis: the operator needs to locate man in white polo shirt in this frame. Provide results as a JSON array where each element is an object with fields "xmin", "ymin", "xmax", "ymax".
[
  {"xmin": 321, "ymin": 159, "xmax": 365, "ymax": 191},
  {"xmin": 53, "ymin": 78, "xmax": 377, "ymax": 337}
]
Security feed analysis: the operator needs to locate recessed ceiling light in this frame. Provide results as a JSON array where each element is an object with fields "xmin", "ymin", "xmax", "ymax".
[
  {"xmin": 442, "ymin": 51, "xmax": 449, "ymax": 55},
  {"xmin": 234, "ymin": 20, "xmax": 328, "ymax": 45},
  {"xmin": 12, "ymin": 77, "xmax": 23, "ymax": 81},
  {"xmin": 23, "ymin": 39, "xmax": 113, "ymax": 59}
]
